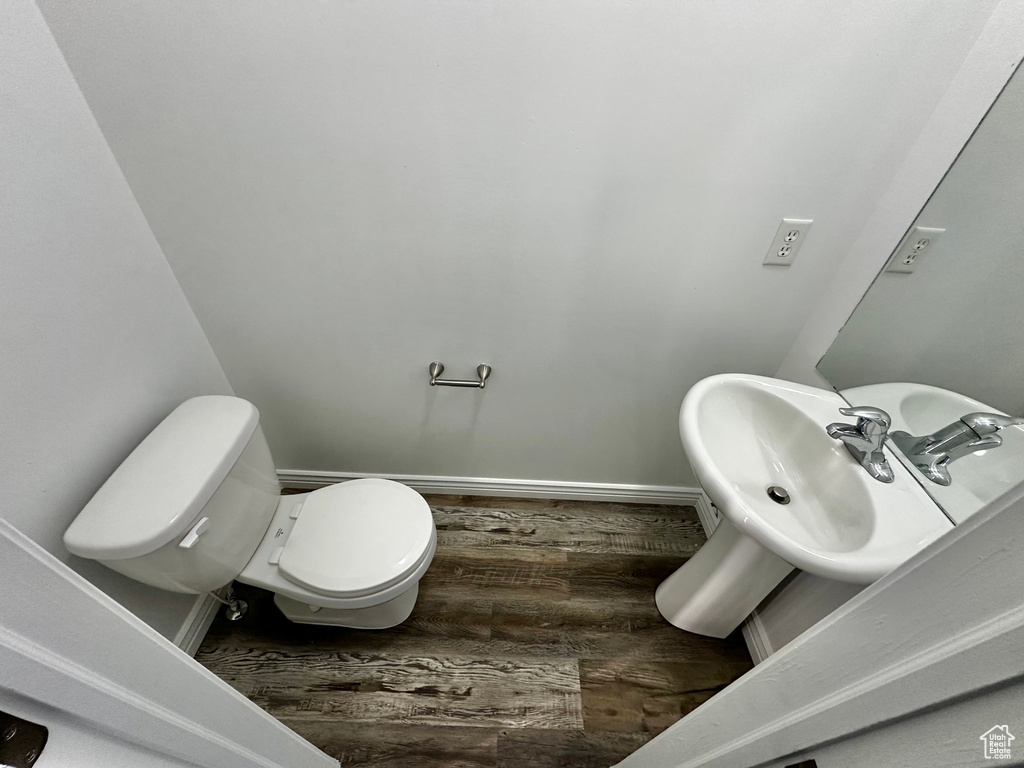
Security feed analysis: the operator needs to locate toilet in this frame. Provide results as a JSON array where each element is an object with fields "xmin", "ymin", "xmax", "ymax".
[{"xmin": 63, "ymin": 395, "xmax": 437, "ymax": 628}]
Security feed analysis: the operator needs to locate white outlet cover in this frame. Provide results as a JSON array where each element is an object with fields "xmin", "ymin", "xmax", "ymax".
[
  {"xmin": 886, "ymin": 226, "xmax": 945, "ymax": 274},
  {"xmin": 763, "ymin": 218, "xmax": 813, "ymax": 266}
]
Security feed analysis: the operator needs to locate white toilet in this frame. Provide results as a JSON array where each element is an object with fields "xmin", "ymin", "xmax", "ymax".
[{"xmin": 63, "ymin": 395, "xmax": 437, "ymax": 628}]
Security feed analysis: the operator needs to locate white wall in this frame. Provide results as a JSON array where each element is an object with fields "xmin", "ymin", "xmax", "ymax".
[
  {"xmin": 38, "ymin": 0, "xmax": 1002, "ymax": 488},
  {"xmin": 0, "ymin": 1, "xmax": 232, "ymax": 640}
]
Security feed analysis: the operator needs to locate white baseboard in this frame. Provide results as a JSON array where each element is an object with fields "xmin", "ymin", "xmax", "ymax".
[
  {"xmin": 173, "ymin": 590, "xmax": 223, "ymax": 657},
  {"xmin": 692, "ymin": 495, "xmax": 720, "ymax": 538},
  {"xmin": 741, "ymin": 608, "xmax": 774, "ymax": 665},
  {"xmin": 277, "ymin": 469, "xmax": 709, "ymax": 507}
]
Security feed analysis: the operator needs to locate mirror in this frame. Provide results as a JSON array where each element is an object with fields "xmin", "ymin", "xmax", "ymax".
[{"xmin": 817, "ymin": 66, "xmax": 1024, "ymax": 524}]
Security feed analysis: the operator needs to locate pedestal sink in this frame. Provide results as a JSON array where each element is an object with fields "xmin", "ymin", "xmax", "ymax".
[{"xmin": 656, "ymin": 374, "xmax": 952, "ymax": 638}]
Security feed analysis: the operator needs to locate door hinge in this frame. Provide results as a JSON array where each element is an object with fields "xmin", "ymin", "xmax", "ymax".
[{"xmin": 0, "ymin": 711, "xmax": 48, "ymax": 768}]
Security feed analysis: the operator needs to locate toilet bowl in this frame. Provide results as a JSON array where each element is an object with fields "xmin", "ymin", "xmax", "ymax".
[
  {"xmin": 63, "ymin": 395, "xmax": 436, "ymax": 628},
  {"xmin": 238, "ymin": 479, "xmax": 436, "ymax": 628}
]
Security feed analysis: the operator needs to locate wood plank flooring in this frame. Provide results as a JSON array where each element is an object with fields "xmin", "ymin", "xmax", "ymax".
[{"xmin": 195, "ymin": 495, "xmax": 752, "ymax": 767}]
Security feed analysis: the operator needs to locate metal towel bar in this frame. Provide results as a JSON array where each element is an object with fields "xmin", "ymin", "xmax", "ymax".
[{"xmin": 428, "ymin": 361, "xmax": 491, "ymax": 389}]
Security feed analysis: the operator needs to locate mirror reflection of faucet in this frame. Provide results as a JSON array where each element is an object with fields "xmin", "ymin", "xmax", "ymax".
[
  {"xmin": 826, "ymin": 406, "xmax": 895, "ymax": 483},
  {"xmin": 891, "ymin": 412, "xmax": 1024, "ymax": 486}
]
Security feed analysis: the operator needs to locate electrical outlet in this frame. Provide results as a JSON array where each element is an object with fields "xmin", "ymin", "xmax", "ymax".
[
  {"xmin": 763, "ymin": 218, "xmax": 813, "ymax": 266},
  {"xmin": 886, "ymin": 226, "xmax": 945, "ymax": 274}
]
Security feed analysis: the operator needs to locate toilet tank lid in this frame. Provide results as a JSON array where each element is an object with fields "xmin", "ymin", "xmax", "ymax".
[{"xmin": 64, "ymin": 396, "xmax": 260, "ymax": 561}]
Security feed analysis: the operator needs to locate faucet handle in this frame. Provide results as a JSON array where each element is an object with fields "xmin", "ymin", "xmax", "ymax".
[
  {"xmin": 838, "ymin": 406, "xmax": 892, "ymax": 433},
  {"xmin": 960, "ymin": 412, "xmax": 1024, "ymax": 436}
]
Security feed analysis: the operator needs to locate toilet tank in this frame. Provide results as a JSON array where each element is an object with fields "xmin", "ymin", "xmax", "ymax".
[{"xmin": 64, "ymin": 396, "xmax": 281, "ymax": 594}]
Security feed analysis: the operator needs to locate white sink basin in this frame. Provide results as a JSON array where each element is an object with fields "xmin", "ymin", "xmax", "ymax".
[
  {"xmin": 680, "ymin": 374, "xmax": 951, "ymax": 584},
  {"xmin": 843, "ymin": 382, "xmax": 1024, "ymax": 522}
]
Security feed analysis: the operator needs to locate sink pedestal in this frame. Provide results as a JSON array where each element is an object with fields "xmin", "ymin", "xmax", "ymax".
[{"xmin": 655, "ymin": 518, "xmax": 794, "ymax": 638}]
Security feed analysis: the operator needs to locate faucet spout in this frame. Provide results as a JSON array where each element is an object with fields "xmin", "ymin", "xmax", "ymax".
[{"xmin": 891, "ymin": 411, "xmax": 1024, "ymax": 486}]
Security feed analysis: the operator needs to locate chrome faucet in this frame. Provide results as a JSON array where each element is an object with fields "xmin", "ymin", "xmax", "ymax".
[
  {"xmin": 826, "ymin": 406, "xmax": 895, "ymax": 483},
  {"xmin": 891, "ymin": 412, "xmax": 1024, "ymax": 486}
]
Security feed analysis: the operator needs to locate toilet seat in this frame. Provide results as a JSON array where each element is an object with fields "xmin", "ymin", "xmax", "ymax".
[
  {"xmin": 238, "ymin": 478, "xmax": 436, "ymax": 610},
  {"xmin": 277, "ymin": 478, "xmax": 434, "ymax": 598}
]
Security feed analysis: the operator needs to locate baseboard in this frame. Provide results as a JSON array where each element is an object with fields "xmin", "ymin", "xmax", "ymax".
[
  {"xmin": 277, "ymin": 469, "xmax": 709, "ymax": 507},
  {"xmin": 692, "ymin": 495, "xmax": 720, "ymax": 537},
  {"xmin": 741, "ymin": 608, "xmax": 774, "ymax": 665},
  {"xmin": 173, "ymin": 590, "xmax": 223, "ymax": 657}
]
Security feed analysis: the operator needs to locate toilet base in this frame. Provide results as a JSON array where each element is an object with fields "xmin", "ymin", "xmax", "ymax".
[{"xmin": 273, "ymin": 583, "xmax": 419, "ymax": 628}]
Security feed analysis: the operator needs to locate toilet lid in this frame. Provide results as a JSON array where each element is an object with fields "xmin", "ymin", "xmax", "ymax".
[{"xmin": 278, "ymin": 478, "xmax": 434, "ymax": 598}]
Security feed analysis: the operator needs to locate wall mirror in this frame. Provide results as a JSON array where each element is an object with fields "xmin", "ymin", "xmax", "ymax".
[{"xmin": 817, "ymin": 65, "xmax": 1024, "ymax": 525}]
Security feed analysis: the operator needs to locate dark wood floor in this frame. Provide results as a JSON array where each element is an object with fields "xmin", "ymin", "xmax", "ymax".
[{"xmin": 196, "ymin": 495, "xmax": 753, "ymax": 767}]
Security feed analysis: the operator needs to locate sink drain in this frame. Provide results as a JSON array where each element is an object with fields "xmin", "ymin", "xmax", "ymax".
[{"xmin": 766, "ymin": 485, "xmax": 791, "ymax": 505}]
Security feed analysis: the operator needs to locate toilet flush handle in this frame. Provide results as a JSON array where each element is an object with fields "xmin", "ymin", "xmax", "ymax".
[{"xmin": 179, "ymin": 517, "xmax": 211, "ymax": 549}]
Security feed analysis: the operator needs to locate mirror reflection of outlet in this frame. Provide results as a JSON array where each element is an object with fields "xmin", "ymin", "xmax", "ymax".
[
  {"xmin": 886, "ymin": 226, "xmax": 945, "ymax": 274},
  {"xmin": 763, "ymin": 218, "xmax": 813, "ymax": 266}
]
